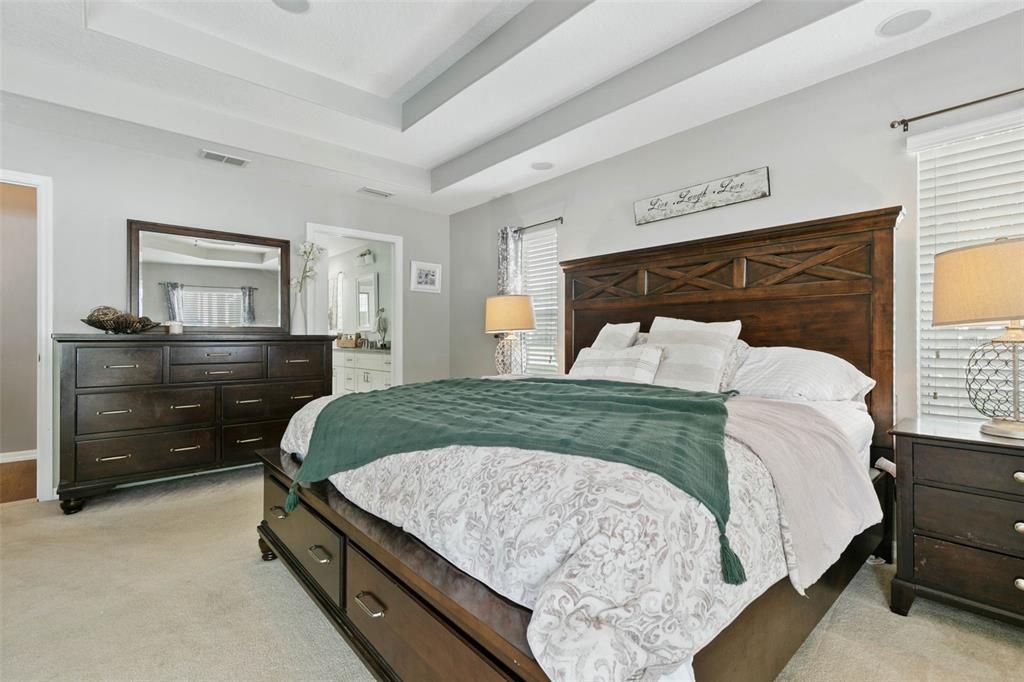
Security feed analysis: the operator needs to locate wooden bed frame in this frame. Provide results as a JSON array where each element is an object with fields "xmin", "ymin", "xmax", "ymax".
[{"xmin": 256, "ymin": 206, "xmax": 901, "ymax": 681}]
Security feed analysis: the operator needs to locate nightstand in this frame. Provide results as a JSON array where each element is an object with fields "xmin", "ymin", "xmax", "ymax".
[{"xmin": 890, "ymin": 418, "xmax": 1024, "ymax": 625}]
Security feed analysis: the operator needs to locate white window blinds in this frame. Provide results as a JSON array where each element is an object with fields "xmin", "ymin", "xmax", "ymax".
[
  {"xmin": 918, "ymin": 124, "xmax": 1024, "ymax": 420},
  {"xmin": 180, "ymin": 287, "xmax": 244, "ymax": 327},
  {"xmin": 522, "ymin": 225, "xmax": 560, "ymax": 375}
]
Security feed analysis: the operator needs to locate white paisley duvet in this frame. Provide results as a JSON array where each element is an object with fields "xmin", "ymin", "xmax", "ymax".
[{"xmin": 281, "ymin": 394, "xmax": 881, "ymax": 682}]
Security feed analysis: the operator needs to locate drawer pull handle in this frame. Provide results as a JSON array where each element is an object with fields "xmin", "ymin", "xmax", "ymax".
[
  {"xmin": 285, "ymin": 359, "xmax": 310, "ymax": 364},
  {"xmin": 170, "ymin": 404, "xmax": 201, "ymax": 410},
  {"xmin": 235, "ymin": 398, "xmax": 263, "ymax": 405},
  {"xmin": 1015, "ymin": 471, "xmax": 1024, "ymax": 484},
  {"xmin": 205, "ymin": 370, "xmax": 233, "ymax": 376},
  {"xmin": 1016, "ymin": 578, "xmax": 1024, "ymax": 592},
  {"xmin": 235, "ymin": 437, "xmax": 263, "ymax": 444},
  {"xmin": 290, "ymin": 394, "xmax": 315, "ymax": 400},
  {"xmin": 104, "ymin": 363, "xmax": 139, "ymax": 369},
  {"xmin": 306, "ymin": 545, "xmax": 332, "ymax": 564},
  {"xmin": 268, "ymin": 506, "xmax": 288, "ymax": 520},
  {"xmin": 97, "ymin": 409, "xmax": 132, "ymax": 416},
  {"xmin": 1015, "ymin": 521, "xmax": 1024, "ymax": 535},
  {"xmin": 205, "ymin": 352, "xmax": 232, "ymax": 357},
  {"xmin": 354, "ymin": 592, "xmax": 386, "ymax": 619},
  {"xmin": 169, "ymin": 445, "xmax": 201, "ymax": 453},
  {"xmin": 96, "ymin": 454, "xmax": 131, "ymax": 463}
]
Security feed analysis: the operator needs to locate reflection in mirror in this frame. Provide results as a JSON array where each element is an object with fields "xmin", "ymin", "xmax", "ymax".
[
  {"xmin": 326, "ymin": 238, "xmax": 392, "ymax": 348},
  {"xmin": 356, "ymin": 274, "xmax": 378, "ymax": 330},
  {"xmin": 138, "ymin": 231, "xmax": 282, "ymax": 328}
]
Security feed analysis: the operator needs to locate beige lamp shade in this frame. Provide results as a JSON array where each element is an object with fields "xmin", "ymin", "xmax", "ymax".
[
  {"xmin": 933, "ymin": 237, "xmax": 1024, "ymax": 326},
  {"xmin": 484, "ymin": 295, "xmax": 535, "ymax": 333}
]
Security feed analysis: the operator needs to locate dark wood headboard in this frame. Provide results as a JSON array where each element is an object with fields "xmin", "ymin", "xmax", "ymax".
[{"xmin": 561, "ymin": 206, "xmax": 901, "ymax": 458}]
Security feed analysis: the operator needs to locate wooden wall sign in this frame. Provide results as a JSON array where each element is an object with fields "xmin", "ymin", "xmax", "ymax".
[{"xmin": 634, "ymin": 167, "xmax": 770, "ymax": 225}]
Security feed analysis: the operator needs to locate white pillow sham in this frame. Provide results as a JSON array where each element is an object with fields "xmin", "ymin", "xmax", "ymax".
[
  {"xmin": 647, "ymin": 317, "xmax": 741, "ymax": 392},
  {"xmin": 730, "ymin": 346, "xmax": 876, "ymax": 402},
  {"xmin": 719, "ymin": 339, "xmax": 750, "ymax": 391},
  {"xmin": 568, "ymin": 345, "xmax": 663, "ymax": 384},
  {"xmin": 591, "ymin": 322, "xmax": 641, "ymax": 350}
]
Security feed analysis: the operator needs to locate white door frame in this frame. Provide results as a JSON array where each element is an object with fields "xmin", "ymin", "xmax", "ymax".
[
  {"xmin": 304, "ymin": 223, "xmax": 403, "ymax": 387},
  {"xmin": 1, "ymin": 169, "xmax": 56, "ymax": 501}
]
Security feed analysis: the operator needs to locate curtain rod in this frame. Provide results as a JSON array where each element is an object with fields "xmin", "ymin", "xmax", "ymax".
[
  {"xmin": 512, "ymin": 217, "xmax": 563, "ymax": 233},
  {"xmin": 890, "ymin": 87, "xmax": 1024, "ymax": 132}
]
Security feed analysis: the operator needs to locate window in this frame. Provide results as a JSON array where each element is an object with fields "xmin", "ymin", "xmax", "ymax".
[
  {"xmin": 179, "ymin": 286, "xmax": 244, "ymax": 326},
  {"xmin": 918, "ymin": 124, "xmax": 1024, "ymax": 420},
  {"xmin": 521, "ymin": 225, "xmax": 560, "ymax": 375}
]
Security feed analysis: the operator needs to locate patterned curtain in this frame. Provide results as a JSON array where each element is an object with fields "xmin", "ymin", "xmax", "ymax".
[
  {"xmin": 240, "ymin": 287, "xmax": 257, "ymax": 325},
  {"xmin": 162, "ymin": 282, "xmax": 183, "ymax": 322},
  {"xmin": 497, "ymin": 226, "xmax": 523, "ymax": 294}
]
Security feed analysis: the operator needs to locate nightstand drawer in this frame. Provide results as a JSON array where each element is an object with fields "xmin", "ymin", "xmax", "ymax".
[
  {"xmin": 915, "ymin": 485, "xmax": 1024, "ymax": 558},
  {"xmin": 914, "ymin": 536, "xmax": 1024, "ymax": 616},
  {"xmin": 914, "ymin": 443, "xmax": 1024, "ymax": 497}
]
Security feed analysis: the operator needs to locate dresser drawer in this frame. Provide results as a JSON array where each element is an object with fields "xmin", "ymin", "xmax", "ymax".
[
  {"xmin": 915, "ymin": 485, "xmax": 1024, "ymax": 557},
  {"xmin": 914, "ymin": 536, "xmax": 1024, "ymax": 615},
  {"xmin": 264, "ymin": 475, "xmax": 343, "ymax": 606},
  {"xmin": 77, "ymin": 387, "xmax": 216, "ymax": 435},
  {"xmin": 223, "ymin": 420, "xmax": 288, "ymax": 464},
  {"xmin": 222, "ymin": 381, "xmax": 325, "ymax": 422},
  {"xmin": 169, "ymin": 345, "xmax": 262, "ymax": 365},
  {"xmin": 340, "ymin": 352, "xmax": 392, "ymax": 372},
  {"xmin": 77, "ymin": 348, "xmax": 163, "ymax": 388},
  {"xmin": 268, "ymin": 344, "xmax": 324, "ymax": 378},
  {"xmin": 346, "ymin": 546, "xmax": 509, "ymax": 682},
  {"xmin": 914, "ymin": 443, "xmax": 1024, "ymax": 497},
  {"xmin": 169, "ymin": 362, "xmax": 263, "ymax": 383},
  {"xmin": 75, "ymin": 429, "xmax": 216, "ymax": 481}
]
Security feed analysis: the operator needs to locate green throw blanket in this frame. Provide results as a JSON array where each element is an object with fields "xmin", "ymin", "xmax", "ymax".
[{"xmin": 286, "ymin": 377, "xmax": 745, "ymax": 584}]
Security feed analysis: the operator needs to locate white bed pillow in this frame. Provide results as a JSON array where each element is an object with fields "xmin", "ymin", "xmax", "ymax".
[
  {"xmin": 647, "ymin": 317, "xmax": 742, "ymax": 392},
  {"xmin": 730, "ymin": 346, "xmax": 876, "ymax": 402},
  {"xmin": 634, "ymin": 332, "xmax": 649, "ymax": 345},
  {"xmin": 718, "ymin": 339, "xmax": 750, "ymax": 391},
  {"xmin": 568, "ymin": 345, "xmax": 663, "ymax": 384},
  {"xmin": 591, "ymin": 322, "xmax": 641, "ymax": 350}
]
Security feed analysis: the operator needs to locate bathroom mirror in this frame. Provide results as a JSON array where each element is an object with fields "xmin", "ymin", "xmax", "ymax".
[
  {"xmin": 128, "ymin": 220, "xmax": 290, "ymax": 332},
  {"xmin": 356, "ymin": 273, "xmax": 378, "ymax": 331}
]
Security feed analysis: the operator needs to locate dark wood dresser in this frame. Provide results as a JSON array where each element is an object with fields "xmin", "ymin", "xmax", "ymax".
[
  {"xmin": 54, "ymin": 334, "xmax": 333, "ymax": 514},
  {"xmin": 890, "ymin": 417, "xmax": 1024, "ymax": 624}
]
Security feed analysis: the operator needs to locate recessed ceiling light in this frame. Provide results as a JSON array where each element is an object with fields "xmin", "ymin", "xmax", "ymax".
[
  {"xmin": 272, "ymin": 0, "xmax": 310, "ymax": 14},
  {"xmin": 530, "ymin": 162, "xmax": 554, "ymax": 171},
  {"xmin": 876, "ymin": 9, "xmax": 931, "ymax": 37}
]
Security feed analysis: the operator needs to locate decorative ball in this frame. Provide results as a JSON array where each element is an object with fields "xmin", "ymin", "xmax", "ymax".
[{"xmin": 965, "ymin": 341, "xmax": 1023, "ymax": 419}]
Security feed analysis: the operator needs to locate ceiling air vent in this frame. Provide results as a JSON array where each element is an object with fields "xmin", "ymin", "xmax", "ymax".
[
  {"xmin": 357, "ymin": 186, "xmax": 394, "ymax": 199},
  {"xmin": 199, "ymin": 149, "xmax": 250, "ymax": 167}
]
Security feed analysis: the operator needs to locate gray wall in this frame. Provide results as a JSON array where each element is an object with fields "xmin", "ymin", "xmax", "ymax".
[
  {"xmin": 140, "ymin": 263, "xmax": 281, "ymax": 327},
  {"xmin": 449, "ymin": 16, "xmax": 1024, "ymax": 421},
  {"xmin": 0, "ymin": 182, "xmax": 37, "ymax": 453}
]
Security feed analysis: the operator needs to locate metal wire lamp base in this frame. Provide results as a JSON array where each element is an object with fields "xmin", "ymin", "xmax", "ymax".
[
  {"xmin": 494, "ymin": 334, "xmax": 525, "ymax": 375},
  {"xmin": 967, "ymin": 322, "xmax": 1023, "ymax": 440}
]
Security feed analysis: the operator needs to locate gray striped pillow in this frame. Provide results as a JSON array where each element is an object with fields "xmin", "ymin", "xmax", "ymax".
[
  {"xmin": 568, "ymin": 346, "xmax": 663, "ymax": 384},
  {"xmin": 647, "ymin": 317, "xmax": 741, "ymax": 392}
]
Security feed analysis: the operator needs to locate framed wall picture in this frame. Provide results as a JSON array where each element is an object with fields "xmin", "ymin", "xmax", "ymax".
[{"xmin": 410, "ymin": 260, "xmax": 442, "ymax": 293}]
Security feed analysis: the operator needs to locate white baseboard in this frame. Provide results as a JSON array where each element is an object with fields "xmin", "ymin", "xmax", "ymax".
[{"xmin": 0, "ymin": 450, "xmax": 37, "ymax": 464}]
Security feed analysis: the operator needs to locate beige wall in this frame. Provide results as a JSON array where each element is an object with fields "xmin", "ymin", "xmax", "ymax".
[
  {"xmin": 0, "ymin": 182, "xmax": 37, "ymax": 453},
  {"xmin": 448, "ymin": 15, "xmax": 1024, "ymax": 422}
]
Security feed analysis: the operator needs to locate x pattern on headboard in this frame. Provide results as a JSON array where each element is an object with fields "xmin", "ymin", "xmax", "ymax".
[{"xmin": 561, "ymin": 206, "xmax": 902, "ymax": 457}]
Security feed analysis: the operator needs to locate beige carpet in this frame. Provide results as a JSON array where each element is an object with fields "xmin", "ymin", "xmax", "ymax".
[{"xmin": 1, "ymin": 468, "xmax": 1021, "ymax": 681}]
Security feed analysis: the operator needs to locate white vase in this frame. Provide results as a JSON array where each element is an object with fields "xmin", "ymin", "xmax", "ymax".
[{"xmin": 293, "ymin": 289, "xmax": 308, "ymax": 334}]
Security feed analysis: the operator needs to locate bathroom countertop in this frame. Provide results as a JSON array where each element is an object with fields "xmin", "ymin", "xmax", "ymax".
[{"xmin": 333, "ymin": 346, "xmax": 391, "ymax": 354}]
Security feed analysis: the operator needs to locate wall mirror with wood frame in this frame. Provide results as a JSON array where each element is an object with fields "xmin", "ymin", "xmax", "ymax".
[{"xmin": 128, "ymin": 220, "xmax": 290, "ymax": 333}]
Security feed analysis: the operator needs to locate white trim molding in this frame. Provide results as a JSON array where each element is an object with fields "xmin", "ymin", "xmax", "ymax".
[
  {"xmin": 0, "ymin": 450, "xmax": 37, "ymax": 464},
  {"xmin": 907, "ymin": 107, "xmax": 1024, "ymax": 152},
  {"xmin": 0, "ymin": 169, "xmax": 55, "ymax": 501}
]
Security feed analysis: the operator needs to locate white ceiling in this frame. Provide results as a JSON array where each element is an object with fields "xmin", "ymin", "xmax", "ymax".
[{"xmin": 1, "ymin": 0, "xmax": 1020, "ymax": 215}]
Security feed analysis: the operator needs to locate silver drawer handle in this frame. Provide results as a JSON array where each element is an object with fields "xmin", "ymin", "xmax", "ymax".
[
  {"xmin": 96, "ymin": 454, "xmax": 131, "ymax": 462},
  {"xmin": 235, "ymin": 437, "xmax": 263, "ymax": 444},
  {"xmin": 97, "ymin": 409, "xmax": 132, "ymax": 416},
  {"xmin": 1015, "ymin": 577, "xmax": 1024, "ymax": 592},
  {"xmin": 104, "ymin": 364, "xmax": 139, "ymax": 369},
  {"xmin": 169, "ymin": 445, "xmax": 201, "ymax": 453},
  {"xmin": 384, "ymin": 361, "xmax": 391, "ymax": 366},
  {"xmin": 306, "ymin": 545, "xmax": 332, "ymax": 564},
  {"xmin": 285, "ymin": 359, "xmax": 310, "ymax": 364},
  {"xmin": 170, "ymin": 404, "xmax": 201, "ymax": 410},
  {"xmin": 205, "ymin": 370, "xmax": 233, "ymax": 376},
  {"xmin": 1015, "ymin": 471, "xmax": 1024, "ymax": 484},
  {"xmin": 205, "ymin": 352, "xmax": 232, "ymax": 357},
  {"xmin": 290, "ymin": 394, "xmax": 315, "ymax": 400},
  {"xmin": 235, "ymin": 398, "xmax": 263, "ymax": 405},
  {"xmin": 268, "ymin": 506, "xmax": 287, "ymax": 520},
  {"xmin": 1015, "ymin": 521, "xmax": 1024, "ymax": 535},
  {"xmin": 354, "ymin": 591, "xmax": 386, "ymax": 619}
]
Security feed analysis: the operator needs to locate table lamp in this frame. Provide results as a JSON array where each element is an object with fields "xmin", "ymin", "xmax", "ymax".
[
  {"xmin": 485, "ymin": 295, "xmax": 535, "ymax": 375},
  {"xmin": 932, "ymin": 237, "xmax": 1024, "ymax": 438}
]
